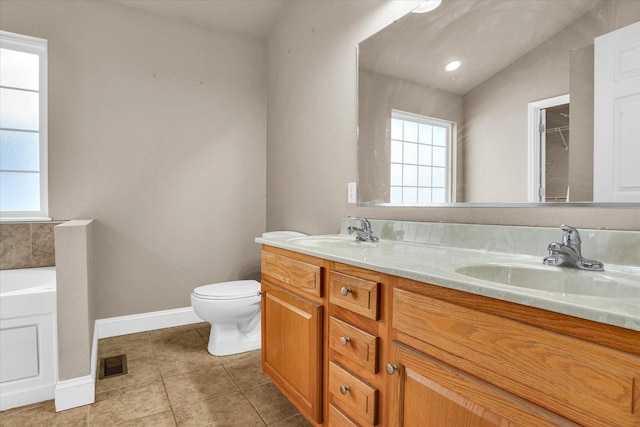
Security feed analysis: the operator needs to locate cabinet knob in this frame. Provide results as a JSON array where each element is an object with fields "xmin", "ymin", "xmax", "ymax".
[
  {"xmin": 340, "ymin": 287, "xmax": 352, "ymax": 296},
  {"xmin": 257, "ymin": 291, "xmax": 263, "ymax": 296},
  {"xmin": 340, "ymin": 385, "xmax": 350, "ymax": 395},
  {"xmin": 340, "ymin": 336, "xmax": 351, "ymax": 346},
  {"xmin": 386, "ymin": 363, "xmax": 398, "ymax": 375}
]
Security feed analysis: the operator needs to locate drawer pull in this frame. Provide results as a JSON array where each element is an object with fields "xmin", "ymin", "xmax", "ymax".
[
  {"xmin": 340, "ymin": 385, "xmax": 350, "ymax": 395},
  {"xmin": 386, "ymin": 363, "xmax": 398, "ymax": 375},
  {"xmin": 340, "ymin": 287, "xmax": 352, "ymax": 296},
  {"xmin": 340, "ymin": 336, "xmax": 351, "ymax": 346}
]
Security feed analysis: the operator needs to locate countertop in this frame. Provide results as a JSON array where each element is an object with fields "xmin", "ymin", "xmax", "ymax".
[{"xmin": 256, "ymin": 234, "xmax": 640, "ymax": 332}]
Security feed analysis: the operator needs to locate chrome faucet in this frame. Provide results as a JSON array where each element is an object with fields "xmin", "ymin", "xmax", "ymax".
[
  {"xmin": 347, "ymin": 216, "xmax": 379, "ymax": 242},
  {"xmin": 543, "ymin": 225, "xmax": 604, "ymax": 271}
]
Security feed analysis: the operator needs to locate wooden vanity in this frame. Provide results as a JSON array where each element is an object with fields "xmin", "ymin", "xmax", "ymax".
[{"xmin": 260, "ymin": 245, "xmax": 640, "ymax": 426}]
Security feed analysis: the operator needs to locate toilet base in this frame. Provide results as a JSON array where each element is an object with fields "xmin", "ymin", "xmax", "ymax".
[{"xmin": 206, "ymin": 320, "xmax": 261, "ymax": 356}]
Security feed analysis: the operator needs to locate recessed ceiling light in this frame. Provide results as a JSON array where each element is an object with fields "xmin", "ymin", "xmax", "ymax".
[
  {"xmin": 444, "ymin": 60, "xmax": 462, "ymax": 72},
  {"xmin": 411, "ymin": 0, "xmax": 442, "ymax": 14}
]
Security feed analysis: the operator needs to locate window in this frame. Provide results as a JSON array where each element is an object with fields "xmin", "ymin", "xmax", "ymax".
[
  {"xmin": 390, "ymin": 110, "xmax": 453, "ymax": 204},
  {"xmin": 0, "ymin": 31, "xmax": 48, "ymax": 220}
]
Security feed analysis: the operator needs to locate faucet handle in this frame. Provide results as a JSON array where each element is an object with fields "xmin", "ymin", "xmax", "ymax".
[
  {"xmin": 348, "ymin": 216, "xmax": 371, "ymax": 232},
  {"xmin": 347, "ymin": 216, "xmax": 378, "ymax": 242},
  {"xmin": 559, "ymin": 224, "xmax": 581, "ymax": 251}
]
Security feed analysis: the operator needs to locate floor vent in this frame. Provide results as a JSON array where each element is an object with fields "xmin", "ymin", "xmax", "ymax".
[{"xmin": 98, "ymin": 354, "xmax": 128, "ymax": 379}]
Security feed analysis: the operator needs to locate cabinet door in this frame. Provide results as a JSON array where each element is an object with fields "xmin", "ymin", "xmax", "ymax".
[
  {"xmin": 389, "ymin": 343, "xmax": 578, "ymax": 427},
  {"xmin": 261, "ymin": 281, "xmax": 323, "ymax": 423}
]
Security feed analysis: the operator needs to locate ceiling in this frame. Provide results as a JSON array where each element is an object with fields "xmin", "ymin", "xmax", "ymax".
[
  {"xmin": 113, "ymin": 0, "xmax": 287, "ymax": 40},
  {"xmin": 112, "ymin": 0, "xmax": 602, "ymax": 92},
  {"xmin": 359, "ymin": 0, "xmax": 602, "ymax": 95}
]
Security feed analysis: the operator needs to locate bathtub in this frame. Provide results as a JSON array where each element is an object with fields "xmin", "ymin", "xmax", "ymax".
[{"xmin": 0, "ymin": 267, "xmax": 57, "ymax": 411}]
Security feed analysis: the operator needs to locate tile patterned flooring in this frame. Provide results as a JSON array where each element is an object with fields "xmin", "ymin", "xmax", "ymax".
[{"xmin": 0, "ymin": 323, "xmax": 312, "ymax": 426}]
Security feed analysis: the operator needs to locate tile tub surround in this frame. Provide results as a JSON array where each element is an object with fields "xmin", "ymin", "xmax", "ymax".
[
  {"xmin": 0, "ymin": 323, "xmax": 311, "ymax": 427},
  {"xmin": 256, "ymin": 219, "xmax": 640, "ymax": 331},
  {"xmin": 0, "ymin": 222, "xmax": 62, "ymax": 270}
]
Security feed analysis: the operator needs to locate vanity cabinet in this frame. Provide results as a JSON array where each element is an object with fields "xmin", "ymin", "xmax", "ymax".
[
  {"xmin": 388, "ymin": 343, "xmax": 577, "ymax": 426},
  {"xmin": 260, "ymin": 248, "xmax": 324, "ymax": 424},
  {"xmin": 260, "ymin": 246, "xmax": 640, "ymax": 427},
  {"xmin": 390, "ymin": 279, "xmax": 640, "ymax": 427}
]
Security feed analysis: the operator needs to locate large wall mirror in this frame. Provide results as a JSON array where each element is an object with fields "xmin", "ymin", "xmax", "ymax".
[{"xmin": 358, "ymin": 0, "xmax": 640, "ymax": 206}]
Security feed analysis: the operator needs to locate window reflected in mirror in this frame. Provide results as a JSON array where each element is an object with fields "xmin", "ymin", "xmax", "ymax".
[{"xmin": 389, "ymin": 110, "xmax": 453, "ymax": 205}]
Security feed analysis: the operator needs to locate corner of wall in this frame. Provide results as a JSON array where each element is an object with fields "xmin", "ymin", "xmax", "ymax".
[{"xmin": 54, "ymin": 219, "xmax": 96, "ymax": 411}]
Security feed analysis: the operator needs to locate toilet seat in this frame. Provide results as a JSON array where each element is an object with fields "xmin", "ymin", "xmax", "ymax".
[{"xmin": 192, "ymin": 280, "xmax": 260, "ymax": 300}]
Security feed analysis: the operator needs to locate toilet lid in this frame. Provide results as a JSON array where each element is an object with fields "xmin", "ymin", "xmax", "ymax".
[{"xmin": 193, "ymin": 280, "xmax": 260, "ymax": 300}]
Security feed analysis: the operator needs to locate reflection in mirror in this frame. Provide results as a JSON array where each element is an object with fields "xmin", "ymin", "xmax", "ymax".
[
  {"xmin": 543, "ymin": 102, "xmax": 571, "ymax": 202},
  {"xmin": 358, "ymin": 0, "xmax": 640, "ymax": 206},
  {"xmin": 390, "ymin": 110, "xmax": 454, "ymax": 204}
]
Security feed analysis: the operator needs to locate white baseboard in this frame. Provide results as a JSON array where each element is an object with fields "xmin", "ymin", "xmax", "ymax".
[
  {"xmin": 96, "ymin": 306, "xmax": 202, "ymax": 339},
  {"xmin": 0, "ymin": 383, "xmax": 56, "ymax": 411},
  {"xmin": 53, "ymin": 307, "xmax": 200, "ymax": 412},
  {"xmin": 54, "ymin": 375, "xmax": 94, "ymax": 412}
]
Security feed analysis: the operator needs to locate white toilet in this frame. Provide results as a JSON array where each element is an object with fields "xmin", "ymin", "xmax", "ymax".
[
  {"xmin": 191, "ymin": 231, "xmax": 306, "ymax": 356},
  {"xmin": 191, "ymin": 280, "xmax": 262, "ymax": 356}
]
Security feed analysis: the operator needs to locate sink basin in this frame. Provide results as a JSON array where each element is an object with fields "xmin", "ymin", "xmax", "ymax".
[
  {"xmin": 284, "ymin": 236, "xmax": 449, "ymax": 259},
  {"xmin": 455, "ymin": 265, "xmax": 640, "ymax": 299},
  {"xmin": 287, "ymin": 235, "xmax": 377, "ymax": 249}
]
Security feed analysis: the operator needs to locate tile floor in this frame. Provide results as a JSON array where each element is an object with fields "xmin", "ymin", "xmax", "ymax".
[{"xmin": 0, "ymin": 323, "xmax": 312, "ymax": 426}]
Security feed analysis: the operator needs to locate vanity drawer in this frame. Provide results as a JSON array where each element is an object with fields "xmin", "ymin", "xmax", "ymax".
[
  {"xmin": 328, "ymin": 362, "xmax": 378, "ymax": 426},
  {"xmin": 329, "ymin": 404, "xmax": 360, "ymax": 427},
  {"xmin": 261, "ymin": 251, "xmax": 322, "ymax": 297},
  {"xmin": 329, "ymin": 272, "xmax": 379, "ymax": 320},
  {"xmin": 393, "ymin": 287, "xmax": 640, "ymax": 427},
  {"xmin": 329, "ymin": 317, "xmax": 378, "ymax": 374}
]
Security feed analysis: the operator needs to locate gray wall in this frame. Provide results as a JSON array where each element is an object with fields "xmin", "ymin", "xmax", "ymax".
[
  {"xmin": 267, "ymin": 1, "xmax": 640, "ymax": 232},
  {"xmin": 0, "ymin": 1, "xmax": 266, "ymax": 318},
  {"xmin": 569, "ymin": 45, "xmax": 595, "ymax": 202}
]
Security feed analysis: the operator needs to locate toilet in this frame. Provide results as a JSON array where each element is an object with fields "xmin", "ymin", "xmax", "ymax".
[
  {"xmin": 191, "ymin": 280, "xmax": 262, "ymax": 356},
  {"xmin": 191, "ymin": 231, "xmax": 306, "ymax": 356}
]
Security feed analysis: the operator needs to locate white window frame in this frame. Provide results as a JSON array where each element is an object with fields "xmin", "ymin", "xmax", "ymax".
[
  {"xmin": 390, "ymin": 109, "xmax": 453, "ymax": 205},
  {"xmin": 0, "ymin": 30, "xmax": 49, "ymax": 221}
]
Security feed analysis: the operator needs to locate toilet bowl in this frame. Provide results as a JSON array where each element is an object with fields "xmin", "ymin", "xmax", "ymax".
[
  {"xmin": 191, "ymin": 280, "xmax": 261, "ymax": 356},
  {"xmin": 191, "ymin": 231, "xmax": 306, "ymax": 356}
]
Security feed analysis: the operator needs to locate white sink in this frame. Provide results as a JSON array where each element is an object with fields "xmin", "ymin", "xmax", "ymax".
[
  {"xmin": 455, "ymin": 264, "xmax": 640, "ymax": 299},
  {"xmin": 287, "ymin": 235, "xmax": 375, "ymax": 249},
  {"xmin": 286, "ymin": 236, "xmax": 442, "ymax": 252}
]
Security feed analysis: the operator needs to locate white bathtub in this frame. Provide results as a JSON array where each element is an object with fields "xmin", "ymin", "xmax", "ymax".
[{"xmin": 0, "ymin": 267, "xmax": 57, "ymax": 411}]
